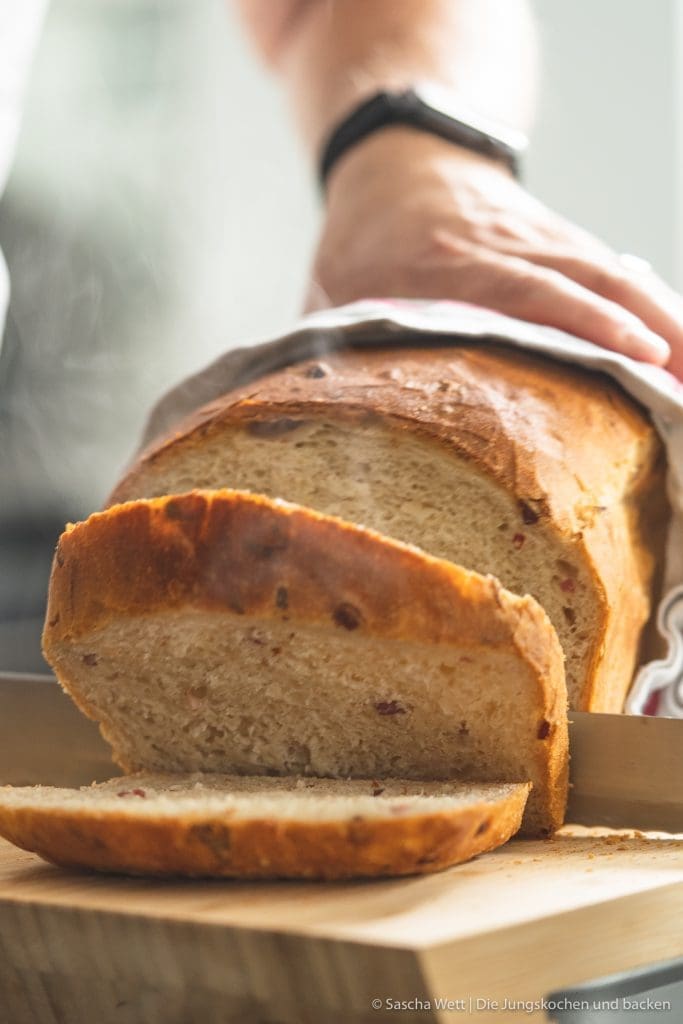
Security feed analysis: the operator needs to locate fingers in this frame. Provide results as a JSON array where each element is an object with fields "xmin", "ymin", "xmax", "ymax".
[
  {"xmin": 514, "ymin": 250, "xmax": 683, "ymax": 356},
  {"xmin": 429, "ymin": 239, "xmax": 671, "ymax": 363},
  {"xmin": 490, "ymin": 258, "xmax": 671, "ymax": 363}
]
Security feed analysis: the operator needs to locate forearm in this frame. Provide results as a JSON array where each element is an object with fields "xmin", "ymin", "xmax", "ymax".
[{"xmin": 236, "ymin": 0, "xmax": 537, "ymax": 153}]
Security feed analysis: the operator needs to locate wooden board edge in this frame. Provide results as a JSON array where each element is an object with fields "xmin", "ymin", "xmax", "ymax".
[{"xmin": 418, "ymin": 881, "xmax": 683, "ymax": 1022}]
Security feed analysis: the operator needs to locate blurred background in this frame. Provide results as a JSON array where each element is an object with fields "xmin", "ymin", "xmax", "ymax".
[{"xmin": 1, "ymin": 0, "xmax": 681, "ymax": 671}]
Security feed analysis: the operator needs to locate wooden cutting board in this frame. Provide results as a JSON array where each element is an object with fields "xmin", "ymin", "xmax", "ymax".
[{"xmin": 1, "ymin": 828, "xmax": 682, "ymax": 1024}]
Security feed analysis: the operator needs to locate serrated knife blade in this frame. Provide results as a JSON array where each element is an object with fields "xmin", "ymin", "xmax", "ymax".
[{"xmin": 0, "ymin": 671, "xmax": 118, "ymax": 786}]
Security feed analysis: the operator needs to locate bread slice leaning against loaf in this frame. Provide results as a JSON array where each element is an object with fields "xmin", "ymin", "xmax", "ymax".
[
  {"xmin": 0, "ymin": 775, "xmax": 530, "ymax": 879},
  {"xmin": 110, "ymin": 344, "xmax": 668, "ymax": 713},
  {"xmin": 42, "ymin": 489, "xmax": 568, "ymax": 836}
]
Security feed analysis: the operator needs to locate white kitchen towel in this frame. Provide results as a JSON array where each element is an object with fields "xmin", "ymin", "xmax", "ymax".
[{"xmin": 141, "ymin": 298, "xmax": 683, "ymax": 718}]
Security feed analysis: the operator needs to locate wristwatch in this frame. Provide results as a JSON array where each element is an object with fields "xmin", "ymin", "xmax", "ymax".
[{"xmin": 319, "ymin": 82, "xmax": 528, "ymax": 186}]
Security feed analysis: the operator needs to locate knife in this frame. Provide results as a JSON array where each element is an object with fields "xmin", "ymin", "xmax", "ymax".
[
  {"xmin": 0, "ymin": 671, "xmax": 120, "ymax": 787},
  {"xmin": 567, "ymin": 710, "xmax": 683, "ymax": 833},
  {"xmin": 0, "ymin": 673, "xmax": 681, "ymax": 832}
]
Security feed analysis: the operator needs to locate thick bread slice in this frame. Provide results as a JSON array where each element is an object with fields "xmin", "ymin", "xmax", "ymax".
[
  {"xmin": 110, "ymin": 345, "xmax": 668, "ymax": 713},
  {"xmin": 0, "ymin": 774, "xmax": 530, "ymax": 879},
  {"xmin": 43, "ymin": 490, "xmax": 568, "ymax": 836}
]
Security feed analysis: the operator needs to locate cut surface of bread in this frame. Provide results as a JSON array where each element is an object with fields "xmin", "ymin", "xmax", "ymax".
[
  {"xmin": 0, "ymin": 774, "xmax": 530, "ymax": 879},
  {"xmin": 42, "ymin": 490, "xmax": 568, "ymax": 836},
  {"xmin": 111, "ymin": 345, "xmax": 667, "ymax": 713}
]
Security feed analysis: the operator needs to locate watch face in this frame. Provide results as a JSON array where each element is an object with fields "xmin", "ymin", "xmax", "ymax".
[{"xmin": 413, "ymin": 81, "xmax": 529, "ymax": 154}]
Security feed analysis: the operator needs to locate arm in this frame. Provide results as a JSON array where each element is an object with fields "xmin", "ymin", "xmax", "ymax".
[
  {"xmin": 237, "ymin": 0, "xmax": 683, "ymax": 376},
  {"xmin": 237, "ymin": 0, "xmax": 536, "ymax": 149}
]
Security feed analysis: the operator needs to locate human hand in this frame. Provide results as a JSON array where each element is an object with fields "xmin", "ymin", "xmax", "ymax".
[{"xmin": 307, "ymin": 129, "xmax": 683, "ymax": 379}]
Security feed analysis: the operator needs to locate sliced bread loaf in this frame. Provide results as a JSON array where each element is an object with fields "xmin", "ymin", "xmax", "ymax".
[
  {"xmin": 42, "ymin": 489, "xmax": 568, "ymax": 836},
  {"xmin": 0, "ymin": 774, "xmax": 530, "ymax": 878},
  {"xmin": 110, "ymin": 344, "xmax": 668, "ymax": 712}
]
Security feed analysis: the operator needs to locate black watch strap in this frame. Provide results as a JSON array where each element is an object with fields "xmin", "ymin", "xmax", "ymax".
[{"xmin": 319, "ymin": 87, "xmax": 525, "ymax": 186}]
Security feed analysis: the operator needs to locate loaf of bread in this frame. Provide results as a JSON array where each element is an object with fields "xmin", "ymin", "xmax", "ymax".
[
  {"xmin": 0, "ymin": 774, "xmax": 530, "ymax": 879},
  {"xmin": 42, "ymin": 489, "xmax": 568, "ymax": 836},
  {"xmin": 111, "ymin": 344, "xmax": 668, "ymax": 712}
]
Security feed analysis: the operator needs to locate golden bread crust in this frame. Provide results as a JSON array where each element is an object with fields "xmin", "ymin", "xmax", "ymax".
[
  {"xmin": 0, "ymin": 780, "xmax": 529, "ymax": 879},
  {"xmin": 46, "ymin": 490, "xmax": 560, "ymax": 653}
]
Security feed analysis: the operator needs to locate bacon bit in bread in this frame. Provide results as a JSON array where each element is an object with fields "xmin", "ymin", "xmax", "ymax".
[
  {"xmin": 333, "ymin": 602, "xmax": 363, "ymax": 630},
  {"xmin": 512, "ymin": 533, "xmax": 526, "ymax": 549},
  {"xmin": 519, "ymin": 501, "xmax": 540, "ymax": 525},
  {"xmin": 374, "ymin": 700, "xmax": 406, "ymax": 716}
]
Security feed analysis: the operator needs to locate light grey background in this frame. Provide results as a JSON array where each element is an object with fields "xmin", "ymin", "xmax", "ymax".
[
  {"xmin": 0, "ymin": 0, "xmax": 317, "ymax": 524},
  {"xmin": 1, "ymin": 0, "xmax": 680, "ymax": 521},
  {"xmin": 527, "ymin": 0, "xmax": 681, "ymax": 285}
]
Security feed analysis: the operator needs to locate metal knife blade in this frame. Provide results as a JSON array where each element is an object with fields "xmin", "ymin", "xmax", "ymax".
[
  {"xmin": 0, "ymin": 671, "xmax": 118, "ymax": 786},
  {"xmin": 1, "ymin": 676, "xmax": 681, "ymax": 833},
  {"xmin": 567, "ymin": 710, "xmax": 683, "ymax": 833}
]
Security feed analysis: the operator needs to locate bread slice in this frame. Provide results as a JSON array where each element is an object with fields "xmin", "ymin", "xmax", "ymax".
[
  {"xmin": 110, "ymin": 345, "xmax": 667, "ymax": 713},
  {"xmin": 42, "ymin": 489, "xmax": 568, "ymax": 836},
  {"xmin": 0, "ymin": 774, "xmax": 530, "ymax": 879}
]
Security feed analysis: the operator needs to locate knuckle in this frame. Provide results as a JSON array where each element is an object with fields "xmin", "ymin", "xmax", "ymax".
[{"xmin": 425, "ymin": 227, "xmax": 473, "ymax": 263}]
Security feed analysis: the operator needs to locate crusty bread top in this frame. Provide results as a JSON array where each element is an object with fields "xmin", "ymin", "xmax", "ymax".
[
  {"xmin": 113, "ymin": 344, "xmax": 661, "ymax": 540},
  {"xmin": 0, "ymin": 773, "xmax": 530, "ymax": 879},
  {"xmin": 45, "ymin": 489, "xmax": 563, "ymax": 679}
]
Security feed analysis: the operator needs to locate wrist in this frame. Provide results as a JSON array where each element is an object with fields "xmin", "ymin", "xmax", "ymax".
[
  {"xmin": 319, "ymin": 85, "xmax": 526, "ymax": 188},
  {"xmin": 325, "ymin": 125, "xmax": 514, "ymax": 203}
]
